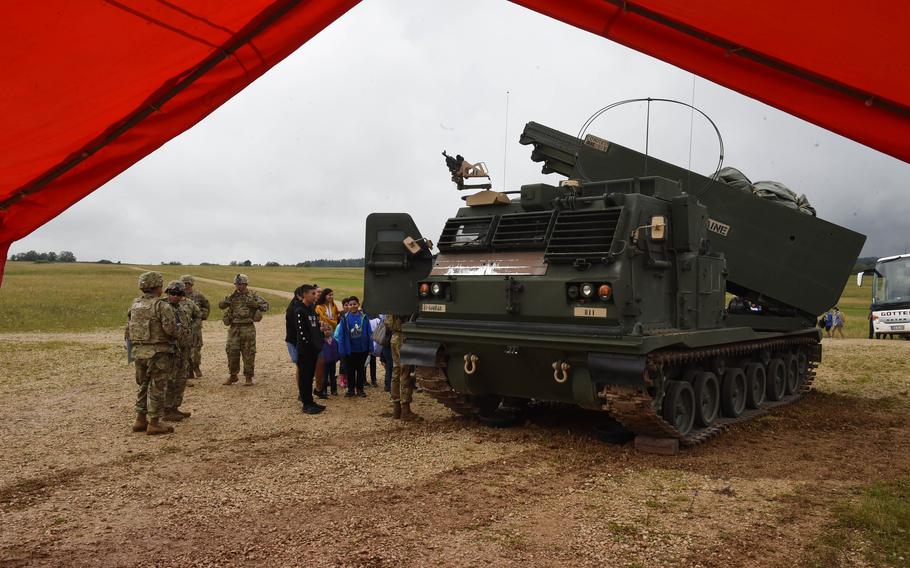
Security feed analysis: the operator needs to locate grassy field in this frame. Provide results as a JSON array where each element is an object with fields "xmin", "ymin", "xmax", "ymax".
[
  {"xmin": 834, "ymin": 276, "xmax": 874, "ymax": 338},
  {"xmin": 0, "ymin": 262, "xmax": 359, "ymax": 333},
  {"xmin": 0, "ymin": 261, "xmax": 877, "ymax": 336},
  {"xmin": 134, "ymin": 264, "xmax": 363, "ymax": 300}
]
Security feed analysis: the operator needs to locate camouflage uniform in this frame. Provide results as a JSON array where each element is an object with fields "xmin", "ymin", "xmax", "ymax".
[
  {"xmin": 387, "ymin": 315, "xmax": 413, "ymax": 404},
  {"xmin": 164, "ymin": 281, "xmax": 201, "ymax": 415},
  {"xmin": 125, "ymin": 272, "xmax": 177, "ymax": 433},
  {"xmin": 181, "ymin": 274, "xmax": 209, "ymax": 377},
  {"xmin": 218, "ymin": 274, "xmax": 269, "ymax": 383}
]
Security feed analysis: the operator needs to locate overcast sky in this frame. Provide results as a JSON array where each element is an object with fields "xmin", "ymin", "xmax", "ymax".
[{"xmin": 10, "ymin": 0, "xmax": 909, "ymax": 263}]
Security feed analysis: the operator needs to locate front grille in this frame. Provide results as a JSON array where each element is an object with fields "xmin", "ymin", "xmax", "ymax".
[
  {"xmin": 545, "ymin": 207, "xmax": 623, "ymax": 263},
  {"xmin": 491, "ymin": 211, "xmax": 555, "ymax": 250},
  {"xmin": 438, "ymin": 216, "xmax": 497, "ymax": 252}
]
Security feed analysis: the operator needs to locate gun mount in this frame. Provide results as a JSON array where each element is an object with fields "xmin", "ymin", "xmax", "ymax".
[{"xmin": 442, "ymin": 150, "xmax": 491, "ymax": 191}]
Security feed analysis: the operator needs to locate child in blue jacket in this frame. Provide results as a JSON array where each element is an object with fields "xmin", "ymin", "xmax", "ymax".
[{"xmin": 334, "ymin": 296, "xmax": 372, "ymax": 397}]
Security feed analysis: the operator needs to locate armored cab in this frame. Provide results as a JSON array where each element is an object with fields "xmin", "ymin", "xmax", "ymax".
[{"xmin": 363, "ymin": 122, "xmax": 865, "ymax": 447}]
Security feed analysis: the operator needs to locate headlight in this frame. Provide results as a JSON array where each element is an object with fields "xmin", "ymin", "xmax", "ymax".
[
  {"xmin": 580, "ymin": 283, "xmax": 594, "ymax": 298},
  {"xmin": 431, "ymin": 282, "xmax": 443, "ymax": 296},
  {"xmin": 598, "ymin": 284, "xmax": 612, "ymax": 300},
  {"xmin": 418, "ymin": 283, "xmax": 430, "ymax": 298},
  {"xmin": 567, "ymin": 285, "xmax": 579, "ymax": 300}
]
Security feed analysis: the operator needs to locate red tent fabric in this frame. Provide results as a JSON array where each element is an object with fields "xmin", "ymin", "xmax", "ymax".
[
  {"xmin": 1, "ymin": 0, "xmax": 908, "ymax": 284},
  {"xmin": 0, "ymin": 0, "xmax": 359, "ymax": 282},
  {"xmin": 512, "ymin": 0, "xmax": 910, "ymax": 160}
]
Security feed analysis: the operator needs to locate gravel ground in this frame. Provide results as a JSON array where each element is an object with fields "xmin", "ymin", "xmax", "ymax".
[{"xmin": 1, "ymin": 321, "xmax": 908, "ymax": 567}]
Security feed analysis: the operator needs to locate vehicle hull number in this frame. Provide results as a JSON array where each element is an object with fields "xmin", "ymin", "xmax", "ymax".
[
  {"xmin": 421, "ymin": 303, "xmax": 447, "ymax": 313},
  {"xmin": 574, "ymin": 307, "xmax": 607, "ymax": 318}
]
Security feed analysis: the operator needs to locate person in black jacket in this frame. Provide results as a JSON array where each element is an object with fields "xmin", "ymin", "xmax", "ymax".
[
  {"xmin": 286, "ymin": 284, "xmax": 325, "ymax": 414},
  {"xmin": 285, "ymin": 292, "xmax": 303, "ymax": 388}
]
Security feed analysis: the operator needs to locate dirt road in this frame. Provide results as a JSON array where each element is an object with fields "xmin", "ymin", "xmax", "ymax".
[{"xmin": 1, "ymin": 318, "xmax": 908, "ymax": 567}]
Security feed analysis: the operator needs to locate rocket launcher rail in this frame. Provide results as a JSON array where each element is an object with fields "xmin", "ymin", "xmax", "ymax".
[{"xmin": 519, "ymin": 122, "xmax": 866, "ymax": 317}]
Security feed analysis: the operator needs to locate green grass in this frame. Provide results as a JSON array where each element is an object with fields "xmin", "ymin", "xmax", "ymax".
[
  {"xmin": 0, "ymin": 262, "xmax": 307, "ymax": 333},
  {"xmin": 838, "ymin": 478, "xmax": 910, "ymax": 566},
  {"xmin": 807, "ymin": 477, "xmax": 910, "ymax": 567},
  {"xmin": 134, "ymin": 264, "xmax": 363, "ymax": 300}
]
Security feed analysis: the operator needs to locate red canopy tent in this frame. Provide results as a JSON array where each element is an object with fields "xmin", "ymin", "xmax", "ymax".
[{"xmin": 1, "ymin": 0, "xmax": 908, "ymax": 284}]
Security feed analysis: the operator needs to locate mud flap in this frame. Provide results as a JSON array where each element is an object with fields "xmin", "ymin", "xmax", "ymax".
[
  {"xmin": 400, "ymin": 340, "xmax": 442, "ymax": 367},
  {"xmin": 587, "ymin": 353, "xmax": 647, "ymax": 387}
]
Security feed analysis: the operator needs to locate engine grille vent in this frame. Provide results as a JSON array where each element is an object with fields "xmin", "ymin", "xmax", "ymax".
[
  {"xmin": 544, "ymin": 207, "xmax": 623, "ymax": 263},
  {"xmin": 438, "ymin": 216, "xmax": 497, "ymax": 252},
  {"xmin": 491, "ymin": 211, "xmax": 555, "ymax": 250}
]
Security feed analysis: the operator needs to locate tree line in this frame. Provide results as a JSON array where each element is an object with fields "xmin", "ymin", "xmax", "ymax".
[
  {"xmin": 226, "ymin": 258, "xmax": 365, "ymax": 267},
  {"xmin": 9, "ymin": 250, "xmax": 76, "ymax": 263}
]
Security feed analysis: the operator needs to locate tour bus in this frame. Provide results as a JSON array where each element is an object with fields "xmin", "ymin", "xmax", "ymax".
[{"xmin": 858, "ymin": 254, "xmax": 910, "ymax": 339}]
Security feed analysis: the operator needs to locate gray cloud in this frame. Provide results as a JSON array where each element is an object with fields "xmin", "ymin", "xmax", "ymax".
[{"xmin": 11, "ymin": 0, "xmax": 909, "ymax": 263}]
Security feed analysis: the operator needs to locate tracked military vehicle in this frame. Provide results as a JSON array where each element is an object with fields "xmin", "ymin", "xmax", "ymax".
[{"xmin": 363, "ymin": 122, "xmax": 865, "ymax": 448}]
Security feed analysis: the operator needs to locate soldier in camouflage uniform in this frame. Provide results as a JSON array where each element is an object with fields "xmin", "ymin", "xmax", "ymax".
[
  {"xmin": 387, "ymin": 314, "xmax": 421, "ymax": 421},
  {"xmin": 219, "ymin": 274, "xmax": 269, "ymax": 385},
  {"xmin": 163, "ymin": 280, "xmax": 201, "ymax": 421},
  {"xmin": 181, "ymin": 274, "xmax": 209, "ymax": 378},
  {"xmin": 125, "ymin": 271, "xmax": 177, "ymax": 435}
]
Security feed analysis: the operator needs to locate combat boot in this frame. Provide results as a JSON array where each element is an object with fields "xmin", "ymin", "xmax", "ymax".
[
  {"xmin": 223, "ymin": 374, "xmax": 238, "ymax": 385},
  {"xmin": 146, "ymin": 417, "xmax": 174, "ymax": 435},
  {"xmin": 244, "ymin": 376, "xmax": 254, "ymax": 386},
  {"xmin": 392, "ymin": 401, "xmax": 402, "ymax": 419},
  {"xmin": 193, "ymin": 364, "xmax": 203, "ymax": 378},
  {"xmin": 132, "ymin": 413, "xmax": 148, "ymax": 432},
  {"xmin": 400, "ymin": 403, "xmax": 423, "ymax": 422},
  {"xmin": 173, "ymin": 407, "xmax": 191, "ymax": 419},
  {"xmin": 162, "ymin": 408, "xmax": 185, "ymax": 422}
]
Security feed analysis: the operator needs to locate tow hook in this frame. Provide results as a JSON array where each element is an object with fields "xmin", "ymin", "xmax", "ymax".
[
  {"xmin": 552, "ymin": 361, "xmax": 571, "ymax": 383},
  {"xmin": 464, "ymin": 354, "xmax": 479, "ymax": 375}
]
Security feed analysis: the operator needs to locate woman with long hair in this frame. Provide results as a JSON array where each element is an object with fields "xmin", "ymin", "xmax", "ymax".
[{"xmin": 315, "ymin": 288, "xmax": 341, "ymax": 395}]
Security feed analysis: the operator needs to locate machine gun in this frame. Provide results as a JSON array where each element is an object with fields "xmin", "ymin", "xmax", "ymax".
[{"xmin": 442, "ymin": 151, "xmax": 491, "ymax": 191}]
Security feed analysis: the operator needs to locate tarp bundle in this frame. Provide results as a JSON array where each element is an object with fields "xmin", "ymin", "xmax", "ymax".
[{"xmin": 717, "ymin": 167, "xmax": 816, "ymax": 216}]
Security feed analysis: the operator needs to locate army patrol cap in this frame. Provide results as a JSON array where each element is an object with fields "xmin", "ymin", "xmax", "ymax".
[
  {"xmin": 234, "ymin": 273, "xmax": 249, "ymax": 285},
  {"xmin": 138, "ymin": 271, "xmax": 164, "ymax": 290},
  {"xmin": 166, "ymin": 280, "xmax": 185, "ymax": 294},
  {"xmin": 180, "ymin": 274, "xmax": 195, "ymax": 286}
]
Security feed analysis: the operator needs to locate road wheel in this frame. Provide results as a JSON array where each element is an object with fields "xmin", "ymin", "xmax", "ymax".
[
  {"xmin": 783, "ymin": 354, "xmax": 800, "ymax": 394},
  {"xmin": 692, "ymin": 372, "xmax": 720, "ymax": 427},
  {"xmin": 765, "ymin": 358, "xmax": 786, "ymax": 401},
  {"xmin": 662, "ymin": 380, "xmax": 695, "ymax": 436},
  {"xmin": 744, "ymin": 363, "xmax": 766, "ymax": 409},
  {"xmin": 720, "ymin": 368, "xmax": 747, "ymax": 418}
]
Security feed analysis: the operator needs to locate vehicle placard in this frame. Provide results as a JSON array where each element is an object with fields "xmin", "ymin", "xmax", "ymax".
[
  {"xmin": 574, "ymin": 307, "xmax": 607, "ymax": 318},
  {"xmin": 421, "ymin": 303, "xmax": 446, "ymax": 313},
  {"xmin": 891, "ymin": 325, "xmax": 905, "ymax": 331}
]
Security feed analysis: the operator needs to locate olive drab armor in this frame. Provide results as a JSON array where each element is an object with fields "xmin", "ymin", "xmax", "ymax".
[
  {"xmin": 129, "ymin": 297, "xmax": 169, "ymax": 344},
  {"xmin": 362, "ymin": 119, "xmax": 867, "ymax": 449}
]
